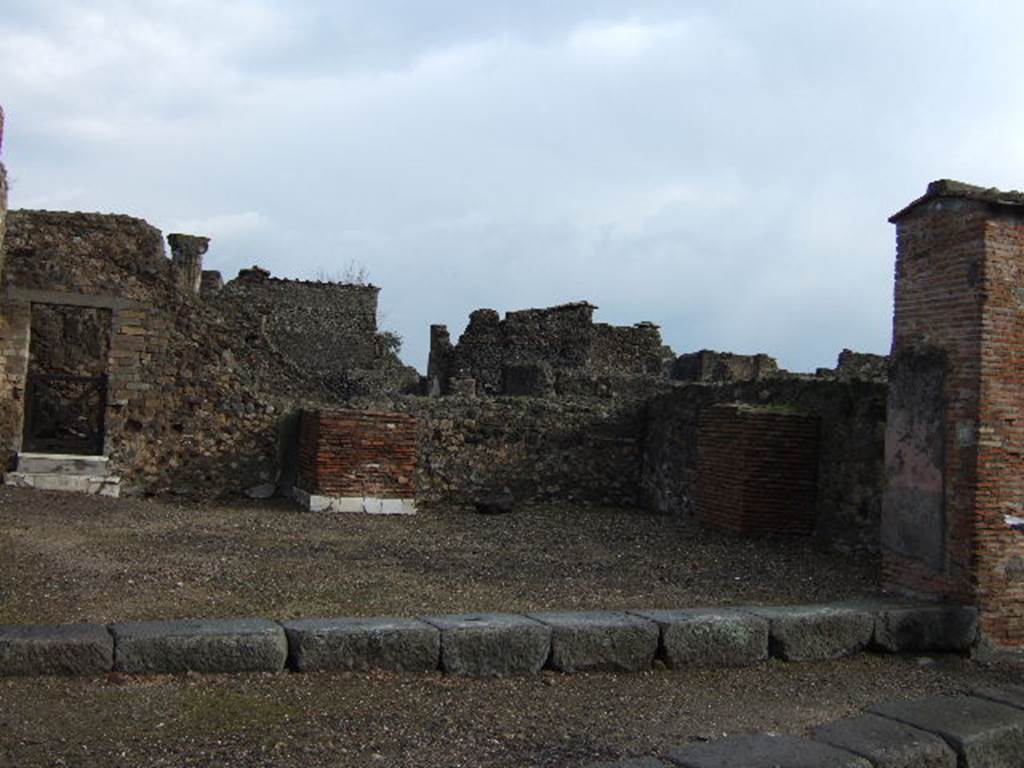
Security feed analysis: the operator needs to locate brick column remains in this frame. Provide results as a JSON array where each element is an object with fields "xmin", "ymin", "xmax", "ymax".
[
  {"xmin": 884, "ymin": 180, "xmax": 1024, "ymax": 648},
  {"xmin": 294, "ymin": 409, "xmax": 417, "ymax": 514}
]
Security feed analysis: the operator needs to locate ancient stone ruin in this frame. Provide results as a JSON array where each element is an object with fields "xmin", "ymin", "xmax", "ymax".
[{"xmin": 3, "ymin": 100, "xmax": 1024, "ymax": 650}]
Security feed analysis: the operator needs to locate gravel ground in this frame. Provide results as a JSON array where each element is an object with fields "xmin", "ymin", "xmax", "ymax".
[
  {"xmin": 0, "ymin": 487, "xmax": 878, "ymax": 624},
  {"xmin": 2, "ymin": 654, "xmax": 1021, "ymax": 767}
]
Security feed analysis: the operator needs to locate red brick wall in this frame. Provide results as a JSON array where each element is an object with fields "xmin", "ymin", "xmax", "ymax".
[
  {"xmin": 975, "ymin": 216, "xmax": 1024, "ymax": 643},
  {"xmin": 296, "ymin": 409, "xmax": 417, "ymax": 499},
  {"xmin": 696, "ymin": 404, "xmax": 820, "ymax": 536},
  {"xmin": 885, "ymin": 189, "xmax": 1024, "ymax": 646}
]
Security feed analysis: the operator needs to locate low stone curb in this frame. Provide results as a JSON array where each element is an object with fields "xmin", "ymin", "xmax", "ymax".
[
  {"xmin": 420, "ymin": 613, "xmax": 551, "ymax": 676},
  {"xmin": 873, "ymin": 604, "xmax": 978, "ymax": 652},
  {"xmin": 528, "ymin": 611, "xmax": 659, "ymax": 673},
  {"xmin": 0, "ymin": 623, "xmax": 113, "ymax": 676},
  {"xmin": 630, "ymin": 608, "xmax": 768, "ymax": 668},
  {"xmin": 0, "ymin": 599, "xmax": 978, "ymax": 678},
  {"xmin": 742, "ymin": 604, "xmax": 875, "ymax": 661},
  {"xmin": 111, "ymin": 619, "xmax": 288, "ymax": 674},
  {"xmin": 282, "ymin": 617, "xmax": 439, "ymax": 673}
]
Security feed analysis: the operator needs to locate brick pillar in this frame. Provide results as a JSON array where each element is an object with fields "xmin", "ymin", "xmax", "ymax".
[
  {"xmin": 167, "ymin": 233, "xmax": 209, "ymax": 295},
  {"xmin": 883, "ymin": 179, "xmax": 1024, "ymax": 648}
]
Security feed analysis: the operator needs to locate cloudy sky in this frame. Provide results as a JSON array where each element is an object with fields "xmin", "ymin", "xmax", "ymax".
[{"xmin": 3, "ymin": 1, "xmax": 1023, "ymax": 373}]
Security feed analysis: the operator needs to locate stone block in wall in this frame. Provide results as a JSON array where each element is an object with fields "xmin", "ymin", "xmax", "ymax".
[
  {"xmin": 294, "ymin": 408, "xmax": 418, "ymax": 512},
  {"xmin": 696, "ymin": 403, "xmax": 820, "ymax": 536},
  {"xmin": 450, "ymin": 377, "xmax": 477, "ymax": 397},
  {"xmin": 672, "ymin": 350, "xmax": 779, "ymax": 382},
  {"xmin": 502, "ymin": 361, "xmax": 555, "ymax": 396}
]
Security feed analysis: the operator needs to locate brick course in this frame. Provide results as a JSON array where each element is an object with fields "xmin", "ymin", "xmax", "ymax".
[
  {"xmin": 696, "ymin": 403, "xmax": 820, "ymax": 536},
  {"xmin": 296, "ymin": 409, "xmax": 417, "ymax": 499}
]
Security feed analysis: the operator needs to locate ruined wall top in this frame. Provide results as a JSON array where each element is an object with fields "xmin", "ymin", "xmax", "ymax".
[
  {"xmin": 890, "ymin": 179, "xmax": 1024, "ymax": 223},
  {"xmin": 220, "ymin": 265, "xmax": 380, "ymax": 325},
  {"xmin": 216, "ymin": 265, "xmax": 405, "ymax": 395},
  {"xmin": 5, "ymin": 209, "xmax": 171, "ymax": 301},
  {"xmin": 671, "ymin": 350, "xmax": 779, "ymax": 383},
  {"xmin": 429, "ymin": 301, "xmax": 671, "ymax": 396}
]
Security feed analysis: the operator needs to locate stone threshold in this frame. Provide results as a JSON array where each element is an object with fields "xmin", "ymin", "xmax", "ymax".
[
  {"xmin": 4, "ymin": 452, "xmax": 121, "ymax": 497},
  {"xmin": 0, "ymin": 600, "xmax": 978, "ymax": 679}
]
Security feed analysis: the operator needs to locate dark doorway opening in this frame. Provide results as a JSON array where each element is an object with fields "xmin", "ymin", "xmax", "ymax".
[{"xmin": 23, "ymin": 304, "xmax": 112, "ymax": 455}]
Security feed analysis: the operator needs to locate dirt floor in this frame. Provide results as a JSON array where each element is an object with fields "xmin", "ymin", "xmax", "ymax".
[
  {"xmin": 1, "ymin": 488, "xmax": 1015, "ymax": 767},
  {"xmin": 0, "ymin": 487, "xmax": 878, "ymax": 624},
  {"xmin": 2, "ymin": 654, "xmax": 1021, "ymax": 767}
]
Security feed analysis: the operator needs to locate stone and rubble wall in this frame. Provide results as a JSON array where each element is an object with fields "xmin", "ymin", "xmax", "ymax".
[
  {"xmin": 816, "ymin": 349, "xmax": 888, "ymax": 381},
  {"xmin": 642, "ymin": 376, "xmax": 887, "ymax": 550},
  {"xmin": 217, "ymin": 268, "xmax": 416, "ymax": 397},
  {"xmin": 359, "ymin": 393, "xmax": 652, "ymax": 508},
  {"xmin": 428, "ymin": 302, "xmax": 671, "ymax": 396},
  {"xmin": 0, "ymin": 210, "xmax": 413, "ymax": 496},
  {"xmin": 671, "ymin": 350, "xmax": 780, "ymax": 383}
]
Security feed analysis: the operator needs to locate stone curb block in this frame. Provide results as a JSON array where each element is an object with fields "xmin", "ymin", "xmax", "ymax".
[
  {"xmin": 666, "ymin": 733, "xmax": 870, "ymax": 767},
  {"xmin": 872, "ymin": 604, "xmax": 978, "ymax": 653},
  {"xmin": 743, "ymin": 604, "xmax": 874, "ymax": 661},
  {"xmin": 528, "ymin": 611, "xmax": 659, "ymax": 673},
  {"xmin": 813, "ymin": 712, "xmax": 956, "ymax": 768},
  {"xmin": 282, "ymin": 617, "xmax": 439, "ymax": 672},
  {"xmin": 111, "ymin": 618, "xmax": 288, "ymax": 674},
  {"xmin": 869, "ymin": 695, "xmax": 1024, "ymax": 767},
  {"xmin": 0, "ymin": 623, "xmax": 113, "ymax": 676},
  {"xmin": 629, "ymin": 609, "xmax": 768, "ymax": 668},
  {"xmin": 419, "ymin": 613, "xmax": 550, "ymax": 676}
]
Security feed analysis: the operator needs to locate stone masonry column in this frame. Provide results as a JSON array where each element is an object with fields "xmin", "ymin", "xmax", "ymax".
[
  {"xmin": 167, "ymin": 233, "xmax": 209, "ymax": 295},
  {"xmin": 884, "ymin": 180, "xmax": 1024, "ymax": 649}
]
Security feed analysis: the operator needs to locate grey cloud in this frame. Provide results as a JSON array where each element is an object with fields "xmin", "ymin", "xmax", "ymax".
[{"xmin": 2, "ymin": 2, "xmax": 1023, "ymax": 372}]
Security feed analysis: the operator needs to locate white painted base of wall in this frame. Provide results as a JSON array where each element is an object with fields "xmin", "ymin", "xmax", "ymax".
[{"xmin": 292, "ymin": 487, "xmax": 416, "ymax": 515}]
